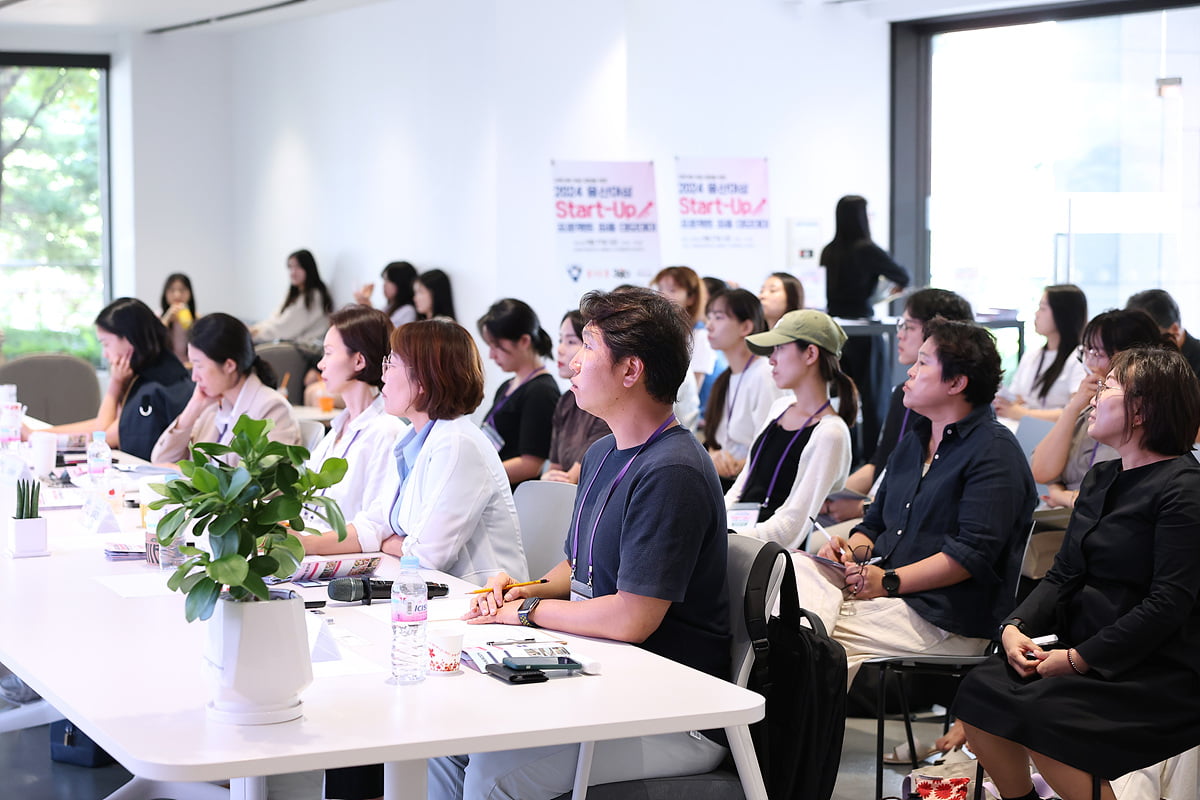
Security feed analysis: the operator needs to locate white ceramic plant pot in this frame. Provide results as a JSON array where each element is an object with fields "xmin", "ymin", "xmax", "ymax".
[
  {"xmin": 203, "ymin": 590, "xmax": 312, "ymax": 725},
  {"xmin": 8, "ymin": 517, "xmax": 48, "ymax": 558}
]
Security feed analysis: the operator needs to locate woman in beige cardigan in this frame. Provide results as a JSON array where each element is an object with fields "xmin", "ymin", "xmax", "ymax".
[{"xmin": 152, "ymin": 313, "xmax": 301, "ymax": 464}]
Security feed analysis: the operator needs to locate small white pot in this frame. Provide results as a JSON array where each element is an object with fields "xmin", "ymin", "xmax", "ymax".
[
  {"xmin": 8, "ymin": 517, "xmax": 48, "ymax": 558},
  {"xmin": 203, "ymin": 590, "xmax": 313, "ymax": 725}
]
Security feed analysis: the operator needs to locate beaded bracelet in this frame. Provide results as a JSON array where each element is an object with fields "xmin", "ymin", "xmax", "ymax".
[{"xmin": 1067, "ymin": 648, "xmax": 1084, "ymax": 675}]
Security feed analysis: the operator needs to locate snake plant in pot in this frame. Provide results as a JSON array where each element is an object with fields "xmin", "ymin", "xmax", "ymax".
[
  {"xmin": 9, "ymin": 479, "xmax": 47, "ymax": 557},
  {"xmin": 149, "ymin": 414, "xmax": 348, "ymax": 724}
]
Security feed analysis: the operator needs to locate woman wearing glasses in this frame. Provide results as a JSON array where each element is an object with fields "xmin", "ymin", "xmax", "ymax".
[
  {"xmin": 956, "ymin": 347, "xmax": 1200, "ymax": 800},
  {"xmin": 1030, "ymin": 309, "xmax": 1168, "ymax": 509},
  {"xmin": 725, "ymin": 310, "xmax": 856, "ymax": 550},
  {"xmin": 299, "ymin": 319, "xmax": 525, "ymax": 585}
]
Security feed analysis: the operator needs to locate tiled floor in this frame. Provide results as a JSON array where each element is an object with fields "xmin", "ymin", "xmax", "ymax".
[{"xmin": 0, "ymin": 715, "xmax": 950, "ymax": 799}]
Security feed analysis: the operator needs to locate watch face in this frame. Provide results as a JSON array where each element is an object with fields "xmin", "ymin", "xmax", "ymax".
[{"xmin": 882, "ymin": 572, "xmax": 900, "ymax": 594}]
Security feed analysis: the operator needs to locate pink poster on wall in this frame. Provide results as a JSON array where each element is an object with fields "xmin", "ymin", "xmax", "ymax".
[
  {"xmin": 552, "ymin": 160, "xmax": 660, "ymax": 293},
  {"xmin": 675, "ymin": 157, "xmax": 770, "ymax": 285}
]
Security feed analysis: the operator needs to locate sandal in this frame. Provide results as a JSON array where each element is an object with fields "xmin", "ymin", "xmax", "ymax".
[{"xmin": 882, "ymin": 738, "xmax": 942, "ymax": 764}]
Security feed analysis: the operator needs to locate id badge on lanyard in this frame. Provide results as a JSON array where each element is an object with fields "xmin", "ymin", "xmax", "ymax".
[
  {"xmin": 480, "ymin": 422, "xmax": 505, "ymax": 452},
  {"xmin": 570, "ymin": 577, "xmax": 593, "ymax": 602},
  {"xmin": 727, "ymin": 501, "xmax": 762, "ymax": 530}
]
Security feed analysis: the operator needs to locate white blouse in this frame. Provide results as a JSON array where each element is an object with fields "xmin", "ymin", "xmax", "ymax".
[
  {"xmin": 302, "ymin": 395, "xmax": 408, "ymax": 527},
  {"xmin": 713, "ymin": 356, "xmax": 791, "ymax": 460},
  {"xmin": 1007, "ymin": 347, "xmax": 1089, "ymax": 411}
]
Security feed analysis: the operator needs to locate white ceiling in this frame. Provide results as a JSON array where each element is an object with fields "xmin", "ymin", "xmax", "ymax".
[{"xmin": 0, "ymin": 0, "xmax": 388, "ymax": 33}]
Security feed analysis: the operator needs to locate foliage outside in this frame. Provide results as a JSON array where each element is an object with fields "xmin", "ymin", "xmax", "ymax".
[
  {"xmin": 149, "ymin": 415, "xmax": 347, "ymax": 623},
  {"xmin": 0, "ymin": 65, "xmax": 105, "ymax": 346}
]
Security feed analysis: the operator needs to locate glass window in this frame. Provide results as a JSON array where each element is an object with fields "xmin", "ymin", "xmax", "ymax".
[
  {"xmin": 0, "ymin": 54, "xmax": 109, "ymax": 365},
  {"xmin": 924, "ymin": 7, "xmax": 1198, "ymax": 326}
]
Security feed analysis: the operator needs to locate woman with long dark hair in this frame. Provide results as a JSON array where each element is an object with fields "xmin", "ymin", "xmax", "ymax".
[
  {"xmin": 758, "ymin": 271, "xmax": 804, "ymax": 329},
  {"xmin": 957, "ymin": 347, "xmax": 1200, "ymax": 800},
  {"xmin": 39, "ymin": 298, "xmax": 192, "ymax": 462},
  {"xmin": 413, "ymin": 268, "xmax": 457, "ymax": 321},
  {"xmin": 159, "ymin": 273, "xmax": 197, "ymax": 365},
  {"xmin": 354, "ymin": 261, "xmax": 419, "ymax": 328},
  {"xmin": 152, "ymin": 313, "xmax": 301, "ymax": 463},
  {"xmin": 477, "ymin": 298, "xmax": 560, "ymax": 487},
  {"xmin": 249, "ymin": 248, "xmax": 334, "ymax": 344},
  {"xmin": 727, "ymin": 310, "xmax": 855, "ymax": 549},
  {"xmin": 996, "ymin": 284, "xmax": 1089, "ymax": 422},
  {"xmin": 703, "ymin": 289, "xmax": 788, "ymax": 487},
  {"xmin": 820, "ymin": 195, "xmax": 910, "ymax": 462}
]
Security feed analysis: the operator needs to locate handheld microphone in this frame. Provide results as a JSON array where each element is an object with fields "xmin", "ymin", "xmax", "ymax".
[{"xmin": 327, "ymin": 577, "xmax": 450, "ymax": 604}]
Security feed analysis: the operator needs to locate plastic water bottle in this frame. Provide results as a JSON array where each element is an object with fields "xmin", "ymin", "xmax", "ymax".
[
  {"xmin": 86, "ymin": 431, "xmax": 112, "ymax": 478},
  {"xmin": 388, "ymin": 555, "xmax": 427, "ymax": 684}
]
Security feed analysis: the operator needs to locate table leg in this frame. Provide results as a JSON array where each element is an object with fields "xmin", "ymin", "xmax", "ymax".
[
  {"xmin": 229, "ymin": 776, "xmax": 268, "ymax": 800},
  {"xmin": 384, "ymin": 759, "xmax": 427, "ymax": 800},
  {"xmin": 572, "ymin": 741, "xmax": 594, "ymax": 800},
  {"xmin": 103, "ymin": 776, "xmax": 231, "ymax": 800},
  {"xmin": 726, "ymin": 724, "xmax": 767, "ymax": 800}
]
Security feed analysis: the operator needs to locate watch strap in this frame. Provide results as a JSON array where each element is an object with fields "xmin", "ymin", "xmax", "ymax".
[{"xmin": 518, "ymin": 597, "xmax": 541, "ymax": 628}]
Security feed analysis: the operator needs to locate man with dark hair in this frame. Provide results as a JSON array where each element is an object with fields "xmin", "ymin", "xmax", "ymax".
[
  {"xmin": 804, "ymin": 319, "xmax": 1036, "ymax": 687},
  {"xmin": 435, "ymin": 287, "xmax": 730, "ymax": 800},
  {"xmin": 825, "ymin": 288, "xmax": 974, "ymax": 523},
  {"xmin": 1125, "ymin": 289, "xmax": 1200, "ymax": 379}
]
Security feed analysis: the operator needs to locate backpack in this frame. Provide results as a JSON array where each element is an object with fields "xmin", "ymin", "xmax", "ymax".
[{"xmin": 744, "ymin": 542, "xmax": 848, "ymax": 800}]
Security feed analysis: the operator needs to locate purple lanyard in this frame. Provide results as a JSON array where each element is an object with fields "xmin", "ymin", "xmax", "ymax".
[
  {"xmin": 739, "ymin": 400, "xmax": 830, "ymax": 507},
  {"xmin": 897, "ymin": 408, "xmax": 912, "ymax": 441},
  {"xmin": 1088, "ymin": 440, "xmax": 1100, "ymax": 468},
  {"xmin": 485, "ymin": 367, "xmax": 546, "ymax": 427},
  {"xmin": 570, "ymin": 415, "xmax": 676, "ymax": 588}
]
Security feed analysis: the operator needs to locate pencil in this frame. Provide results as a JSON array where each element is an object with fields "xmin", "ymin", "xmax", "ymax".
[{"xmin": 469, "ymin": 578, "xmax": 549, "ymax": 594}]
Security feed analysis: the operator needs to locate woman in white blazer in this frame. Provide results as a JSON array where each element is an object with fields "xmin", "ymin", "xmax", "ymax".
[
  {"xmin": 301, "ymin": 319, "xmax": 526, "ymax": 585},
  {"xmin": 151, "ymin": 313, "xmax": 302, "ymax": 464}
]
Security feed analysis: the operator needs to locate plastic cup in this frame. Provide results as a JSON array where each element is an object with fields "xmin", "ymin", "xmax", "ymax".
[
  {"xmin": 427, "ymin": 628, "xmax": 464, "ymax": 674},
  {"xmin": 318, "ymin": 395, "xmax": 335, "ymax": 413},
  {"xmin": 28, "ymin": 432, "xmax": 56, "ymax": 477}
]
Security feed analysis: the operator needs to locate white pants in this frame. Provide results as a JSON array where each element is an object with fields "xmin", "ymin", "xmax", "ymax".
[
  {"xmin": 1112, "ymin": 746, "xmax": 1200, "ymax": 800},
  {"xmin": 427, "ymin": 731, "xmax": 727, "ymax": 800},
  {"xmin": 792, "ymin": 554, "xmax": 990, "ymax": 688}
]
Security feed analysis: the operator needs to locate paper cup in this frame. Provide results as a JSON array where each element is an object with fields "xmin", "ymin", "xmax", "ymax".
[
  {"xmin": 28, "ymin": 432, "xmax": 56, "ymax": 477},
  {"xmin": 427, "ymin": 628, "xmax": 464, "ymax": 674}
]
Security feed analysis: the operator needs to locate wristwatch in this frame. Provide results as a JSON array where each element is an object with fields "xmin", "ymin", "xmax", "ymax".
[
  {"xmin": 999, "ymin": 617, "xmax": 1025, "ymax": 638},
  {"xmin": 517, "ymin": 597, "xmax": 541, "ymax": 628},
  {"xmin": 881, "ymin": 570, "xmax": 901, "ymax": 597}
]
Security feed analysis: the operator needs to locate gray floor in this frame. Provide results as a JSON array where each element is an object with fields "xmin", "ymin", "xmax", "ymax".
[{"xmin": 0, "ymin": 716, "xmax": 950, "ymax": 799}]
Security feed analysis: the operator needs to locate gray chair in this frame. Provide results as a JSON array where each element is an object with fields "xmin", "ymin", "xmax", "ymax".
[
  {"xmin": 298, "ymin": 419, "xmax": 326, "ymax": 451},
  {"xmin": 512, "ymin": 480, "xmax": 577, "ymax": 581},
  {"xmin": 255, "ymin": 342, "xmax": 309, "ymax": 406},
  {"xmin": 554, "ymin": 534, "xmax": 784, "ymax": 800},
  {"xmin": 0, "ymin": 353, "xmax": 101, "ymax": 425}
]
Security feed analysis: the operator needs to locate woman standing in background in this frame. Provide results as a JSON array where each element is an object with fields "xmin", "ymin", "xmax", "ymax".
[{"xmin": 821, "ymin": 195, "xmax": 909, "ymax": 463}]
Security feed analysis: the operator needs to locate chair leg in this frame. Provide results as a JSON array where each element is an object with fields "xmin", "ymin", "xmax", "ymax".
[
  {"xmin": 972, "ymin": 759, "xmax": 984, "ymax": 800},
  {"xmin": 1093, "ymin": 773, "xmax": 1102, "ymax": 800},
  {"xmin": 894, "ymin": 671, "xmax": 920, "ymax": 772},
  {"xmin": 876, "ymin": 664, "xmax": 888, "ymax": 800}
]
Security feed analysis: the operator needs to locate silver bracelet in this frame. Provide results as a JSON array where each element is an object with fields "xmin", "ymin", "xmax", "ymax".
[{"xmin": 1067, "ymin": 648, "xmax": 1084, "ymax": 675}]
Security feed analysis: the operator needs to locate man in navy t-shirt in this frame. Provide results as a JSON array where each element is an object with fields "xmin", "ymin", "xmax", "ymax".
[{"xmin": 433, "ymin": 288, "xmax": 730, "ymax": 800}]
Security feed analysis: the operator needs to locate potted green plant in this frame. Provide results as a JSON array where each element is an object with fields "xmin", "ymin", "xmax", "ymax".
[
  {"xmin": 149, "ymin": 414, "xmax": 348, "ymax": 724},
  {"xmin": 9, "ymin": 479, "xmax": 48, "ymax": 558}
]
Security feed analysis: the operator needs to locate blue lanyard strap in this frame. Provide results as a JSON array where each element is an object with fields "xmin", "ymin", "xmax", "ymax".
[
  {"xmin": 485, "ymin": 367, "xmax": 546, "ymax": 427},
  {"xmin": 570, "ymin": 415, "xmax": 676, "ymax": 587},
  {"xmin": 739, "ymin": 400, "xmax": 830, "ymax": 507}
]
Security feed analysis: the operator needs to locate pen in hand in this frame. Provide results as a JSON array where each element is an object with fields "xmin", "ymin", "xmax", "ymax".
[{"xmin": 469, "ymin": 578, "xmax": 549, "ymax": 595}]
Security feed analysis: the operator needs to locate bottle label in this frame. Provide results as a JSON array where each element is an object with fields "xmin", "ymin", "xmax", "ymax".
[{"xmin": 392, "ymin": 598, "xmax": 427, "ymax": 623}]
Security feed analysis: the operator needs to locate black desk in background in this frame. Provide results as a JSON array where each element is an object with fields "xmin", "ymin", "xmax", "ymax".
[{"xmin": 839, "ymin": 318, "xmax": 1026, "ymax": 387}]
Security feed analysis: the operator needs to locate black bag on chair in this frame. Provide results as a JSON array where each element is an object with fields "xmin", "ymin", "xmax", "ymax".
[{"xmin": 744, "ymin": 546, "xmax": 848, "ymax": 800}]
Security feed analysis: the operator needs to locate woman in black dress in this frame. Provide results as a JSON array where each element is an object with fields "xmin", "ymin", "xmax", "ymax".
[{"xmin": 956, "ymin": 347, "xmax": 1200, "ymax": 800}]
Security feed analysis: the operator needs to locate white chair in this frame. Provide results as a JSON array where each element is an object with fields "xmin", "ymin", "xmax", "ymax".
[
  {"xmin": 512, "ymin": 481, "xmax": 577, "ymax": 581},
  {"xmin": 298, "ymin": 419, "xmax": 326, "ymax": 451}
]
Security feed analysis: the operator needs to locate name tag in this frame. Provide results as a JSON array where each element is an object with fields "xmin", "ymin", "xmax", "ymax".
[
  {"xmin": 80, "ymin": 494, "xmax": 122, "ymax": 535},
  {"xmin": 480, "ymin": 422, "xmax": 505, "ymax": 452},
  {"xmin": 727, "ymin": 502, "xmax": 761, "ymax": 531},
  {"xmin": 570, "ymin": 577, "xmax": 593, "ymax": 602}
]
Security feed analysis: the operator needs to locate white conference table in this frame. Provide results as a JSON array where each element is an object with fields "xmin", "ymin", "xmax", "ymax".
[{"xmin": 0, "ymin": 489, "xmax": 765, "ymax": 800}]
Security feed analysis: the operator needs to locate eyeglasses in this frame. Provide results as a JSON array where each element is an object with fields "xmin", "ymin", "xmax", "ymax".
[
  {"xmin": 1095, "ymin": 380, "xmax": 1123, "ymax": 398},
  {"xmin": 896, "ymin": 319, "xmax": 921, "ymax": 334},
  {"xmin": 846, "ymin": 544, "xmax": 874, "ymax": 596},
  {"xmin": 381, "ymin": 353, "xmax": 396, "ymax": 373},
  {"xmin": 1076, "ymin": 346, "xmax": 1105, "ymax": 363}
]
